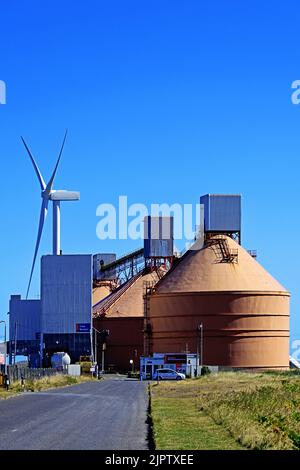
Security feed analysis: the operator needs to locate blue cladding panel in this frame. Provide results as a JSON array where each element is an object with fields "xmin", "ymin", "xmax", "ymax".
[
  {"xmin": 41, "ymin": 254, "xmax": 92, "ymax": 334},
  {"xmin": 144, "ymin": 216, "xmax": 174, "ymax": 258},
  {"xmin": 9, "ymin": 297, "xmax": 41, "ymax": 341},
  {"xmin": 200, "ymin": 194, "xmax": 241, "ymax": 232}
]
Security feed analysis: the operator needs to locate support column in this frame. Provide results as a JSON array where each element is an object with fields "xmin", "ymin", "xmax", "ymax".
[{"xmin": 53, "ymin": 201, "xmax": 61, "ymax": 255}]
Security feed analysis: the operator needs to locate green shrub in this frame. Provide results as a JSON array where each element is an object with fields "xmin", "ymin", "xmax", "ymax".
[
  {"xmin": 65, "ymin": 376, "xmax": 78, "ymax": 385},
  {"xmin": 201, "ymin": 366, "xmax": 211, "ymax": 376}
]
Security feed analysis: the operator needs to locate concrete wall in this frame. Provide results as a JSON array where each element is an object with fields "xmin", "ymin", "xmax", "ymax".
[{"xmin": 41, "ymin": 254, "xmax": 92, "ymax": 334}]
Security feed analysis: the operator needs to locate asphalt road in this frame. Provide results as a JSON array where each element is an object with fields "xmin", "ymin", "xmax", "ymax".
[{"xmin": 0, "ymin": 378, "xmax": 149, "ymax": 450}]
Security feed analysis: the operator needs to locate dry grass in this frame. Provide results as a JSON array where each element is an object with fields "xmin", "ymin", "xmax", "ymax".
[
  {"xmin": 151, "ymin": 371, "xmax": 300, "ymax": 450},
  {"xmin": 0, "ymin": 374, "xmax": 94, "ymax": 399}
]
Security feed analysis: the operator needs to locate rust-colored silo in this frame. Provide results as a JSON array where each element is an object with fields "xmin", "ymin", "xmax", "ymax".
[
  {"xmin": 93, "ymin": 269, "xmax": 161, "ymax": 371},
  {"xmin": 148, "ymin": 236, "xmax": 290, "ymax": 370}
]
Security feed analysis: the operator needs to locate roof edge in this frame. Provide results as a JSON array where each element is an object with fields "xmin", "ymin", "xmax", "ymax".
[{"xmin": 152, "ymin": 290, "xmax": 290, "ymax": 297}]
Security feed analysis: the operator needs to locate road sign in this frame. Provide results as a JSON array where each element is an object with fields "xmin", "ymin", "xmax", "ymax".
[{"xmin": 76, "ymin": 323, "xmax": 91, "ymax": 333}]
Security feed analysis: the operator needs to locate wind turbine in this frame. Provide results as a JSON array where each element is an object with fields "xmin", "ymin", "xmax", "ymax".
[{"xmin": 21, "ymin": 130, "xmax": 80, "ymax": 299}]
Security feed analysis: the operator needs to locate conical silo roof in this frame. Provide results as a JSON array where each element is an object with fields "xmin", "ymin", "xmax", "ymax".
[
  {"xmin": 155, "ymin": 235, "xmax": 288, "ymax": 294},
  {"xmin": 93, "ymin": 269, "xmax": 162, "ymax": 318}
]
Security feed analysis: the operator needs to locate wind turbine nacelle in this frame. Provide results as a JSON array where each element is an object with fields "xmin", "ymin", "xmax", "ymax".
[{"xmin": 49, "ymin": 190, "xmax": 80, "ymax": 201}]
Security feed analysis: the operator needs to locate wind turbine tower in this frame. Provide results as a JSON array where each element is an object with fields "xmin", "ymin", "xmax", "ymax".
[{"xmin": 21, "ymin": 130, "xmax": 80, "ymax": 298}]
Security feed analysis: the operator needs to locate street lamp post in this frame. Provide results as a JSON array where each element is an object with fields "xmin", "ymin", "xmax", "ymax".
[
  {"xmin": 94, "ymin": 329, "xmax": 97, "ymax": 368},
  {"xmin": 91, "ymin": 327, "xmax": 100, "ymax": 376},
  {"xmin": 14, "ymin": 321, "xmax": 17, "ymax": 365},
  {"xmin": 200, "ymin": 323, "xmax": 203, "ymax": 369},
  {"xmin": 102, "ymin": 343, "xmax": 106, "ymax": 373},
  {"xmin": 92, "ymin": 327, "xmax": 108, "ymax": 373},
  {"xmin": 197, "ymin": 323, "xmax": 203, "ymax": 375},
  {"xmin": 0, "ymin": 320, "xmax": 7, "ymax": 374},
  {"xmin": 196, "ymin": 329, "xmax": 199, "ymax": 373}
]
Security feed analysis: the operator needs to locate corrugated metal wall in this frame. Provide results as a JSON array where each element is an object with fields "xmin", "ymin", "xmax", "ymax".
[
  {"xmin": 9, "ymin": 296, "xmax": 41, "ymax": 340},
  {"xmin": 41, "ymin": 254, "xmax": 92, "ymax": 334},
  {"xmin": 144, "ymin": 216, "xmax": 174, "ymax": 258},
  {"xmin": 200, "ymin": 194, "xmax": 241, "ymax": 232}
]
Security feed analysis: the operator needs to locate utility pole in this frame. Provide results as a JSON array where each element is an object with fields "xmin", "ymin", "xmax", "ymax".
[
  {"xmin": 196, "ymin": 326, "xmax": 199, "ymax": 374},
  {"xmin": 94, "ymin": 329, "xmax": 97, "ymax": 368},
  {"xmin": 0, "ymin": 320, "xmax": 7, "ymax": 374},
  {"xmin": 200, "ymin": 323, "xmax": 203, "ymax": 369},
  {"xmin": 92, "ymin": 326, "xmax": 109, "ymax": 373},
  {"xmin": 14, "ymin": 321, "xmax": 17, "ymax": 365},
  {"xmin": 90, "ymin": 328, "xmax": 94, "ymax": 365},
  {"xmin": 102, "ymin": 343, "xmax": 106, "ymax": 373},
  {"xmin": 4, "ymin": 321, "xmax": 7, "ymax": 375},
  {"xmin": 197, "ymin": 323, "xmax": 203, "ymax": 375}
]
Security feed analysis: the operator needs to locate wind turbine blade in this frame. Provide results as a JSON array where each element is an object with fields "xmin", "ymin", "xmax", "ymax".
[
  {"xmin": 26, "ymin": 199, "xmax": 48, "ymax": 299},
  {"xmin": 46, "ymin": 129, "xmax": 68, "ymax": 192},
  {"xmin": 21, "ymin": 137, "xmax": 46, "ymax": 191}
]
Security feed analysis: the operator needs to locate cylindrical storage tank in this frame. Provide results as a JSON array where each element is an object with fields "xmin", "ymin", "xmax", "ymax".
[
  {"xmin": 149, "ymin": 236, "xmax": 290, "ymax": 370},
  {"xmin": 51, "ymin": 352, "xmax": 71, "ymax": 370}
]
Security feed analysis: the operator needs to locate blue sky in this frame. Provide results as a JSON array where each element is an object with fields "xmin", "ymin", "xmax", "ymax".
[{"xmin": 0, "ymin": 1, "xmax": 299, "ymax": 351}]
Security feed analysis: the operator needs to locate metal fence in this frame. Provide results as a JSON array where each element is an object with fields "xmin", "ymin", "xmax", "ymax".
[{"xmin": 0, "ymin": 365, "xmax": 62, "ymax": 382}]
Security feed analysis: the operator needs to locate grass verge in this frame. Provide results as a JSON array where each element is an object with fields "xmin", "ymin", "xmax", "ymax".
[
  {"xmin": 150, "ymin": 371, "xmax": 300, "ymax": 450},
  {"xmin": 0, "ymin": 374, "xmax": 95, "ymax": 399}
]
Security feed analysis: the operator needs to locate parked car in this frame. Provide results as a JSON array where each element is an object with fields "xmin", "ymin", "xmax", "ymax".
[{"xmin": 153, "ymin": 368, "xmax": 186, "ymax": 380}]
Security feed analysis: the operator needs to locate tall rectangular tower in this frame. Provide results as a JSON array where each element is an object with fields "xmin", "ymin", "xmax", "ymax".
[
  {"xmin": 200, "ymin": 194, "xmax": 241, "ymax": 243},
  {"xmin": 41, "ymin": 254, "xmax": 92, "ymax": 363}
]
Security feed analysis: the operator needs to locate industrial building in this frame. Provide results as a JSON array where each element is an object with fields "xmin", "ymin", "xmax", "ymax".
[
  {"xmin": 147, "ymin": 234, "xmax": 289, "ymax": 370},
  {"xmin": 91, "ymin": 216, "xmax": 174, "ymax": 372},
  {"xmin": 91, "ymin": 194, "xmax": 290, "ymax": 373},
  {"xmin": 9, "ymin": 254, "xmax": 93, "ymax": 366},
  {"xmin": 6, "ymin": 190, "xmax": 291, "ymax": 373},
  {"xmin": 93, "ymin": 269, "xmax": 162, "ymax": 371}
]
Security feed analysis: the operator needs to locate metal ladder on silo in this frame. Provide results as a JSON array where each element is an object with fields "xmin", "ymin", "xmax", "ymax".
[{"xmin": 206, "ymin": 236, "xmax": 238, "ymax": 263}]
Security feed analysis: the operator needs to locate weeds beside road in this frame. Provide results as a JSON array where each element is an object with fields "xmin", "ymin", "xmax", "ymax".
[
  {"xmin": 151, "ymin": 371, "xmax": 300, "ymax": 450},
  {"xmin": 0, "ymin": 374, "xmax": 95, "ymax": 399}
]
